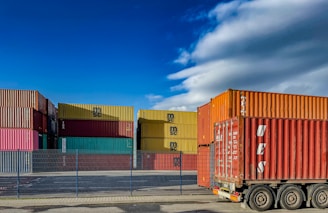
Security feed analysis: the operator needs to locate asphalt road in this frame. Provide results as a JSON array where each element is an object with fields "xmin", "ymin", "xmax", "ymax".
[
  {"xmin": 0, "ymin": 171, "xmax": 208, "ymax": 198},
  {"xmin": 1, "ymin": 197, "xmax": 328, "ymax": 213}
]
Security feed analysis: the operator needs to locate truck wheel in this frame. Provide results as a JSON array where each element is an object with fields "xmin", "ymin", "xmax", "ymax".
[
  {"xmin": 249, "ymin": 186, "xmax": 273, "ymax": 211},
  {"xmin": 279, "ymin": 186, "xmax": 303, "ymax": 210},
  {"xmin": 311, "ymin": 185, "xmax": 328, "ymax": 209}
]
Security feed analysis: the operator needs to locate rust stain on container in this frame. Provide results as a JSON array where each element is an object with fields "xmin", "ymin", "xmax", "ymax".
[
  {"xmin": 214, "ymin": 117, "xmax": 328, "ymax": 187},
  {"xmin": 211, "ymin": 89, "xmax": 328, "ymax": 123}
]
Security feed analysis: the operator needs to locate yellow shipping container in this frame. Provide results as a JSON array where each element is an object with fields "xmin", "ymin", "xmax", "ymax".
[
  {"xmin": 140, "ymin": 138, "xmax": 197, "ymax": 154},
  {"xmin": 138, "ymin": 109, "xmax": 196, "ymax": 124},
  {"xmin": 140, "ymin": 122, "xmax": 197, "ymax": 139},
  {"xmin": 58, "ymin": 103, "xmax": 134, "ymax": 121}
]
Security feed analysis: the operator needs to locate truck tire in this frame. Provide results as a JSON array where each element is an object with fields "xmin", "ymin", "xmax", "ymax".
[
  {"xmin": 279, "ymin": 185, "xmax": 303, "ymax": 210},
  {"xmin": 248, "ymin": 186, "xmax": 274, "ymax": 211},
  {"xmin": 311, "ymin": 185, "xmax": 328, "ymax": 209}
]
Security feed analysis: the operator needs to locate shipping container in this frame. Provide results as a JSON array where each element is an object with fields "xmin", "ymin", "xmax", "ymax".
[
  {"xmin": 141, "ymin": 152, "xmax": 197, "ymax": 170},
  {"xmin": 212, "ymin": 117, "xmax": 328, "ymax": 211},
  {"xmin": 0, "ymin": 89, "xmax": 47, "ymax": 114},
  {"xmin": 0, "ymin": 128, "xmax": 39, "ymax": 151},
  {"xmin": 57, "ymin": 137, "xmax": 133, "ymax": 154},
  {"xmin": 138, "ymin": 109, "xmax": 197, "ymax": 124},
  {"xmin": 197, "ymin": 102, "xmax": 212, "ymax": 146},
  {"xmin": 197, "ymin": 146, "xmax": 211, "ymax": 188},
  {"xmin": 48, "ymin": 118, "xmax": 57, "ymax": 135},
  {"xmin": 58, "ymin": 103, "xmax": 133, "ymax": 121},
  {"xmin": 47, "ymin": 99, "xmax": 57, "ymax": 119},
  {"xmin": 211, "ymin": 89, "xmax": 328, "ymax": 123},
  {"xmin": 0, "ymin": 151, "xmax": 32, "ymax": 173},
  {"xmin": 58, "ymin": 119, "xmax": 133, "ymax": 138},
  {"xmin": 0, "ymin": 107, "xmax": 47, "ymax": 133},
  {"xmin": 140, "ymin": 138, "xmax": 197, "ymax": 154},
  {"xmin": 39, "ymin": 134, "xmax": 47, "ymax": 149},
  {"xmin": 139, "ymin": 122, "xmax": 196, "ymax": 139}
]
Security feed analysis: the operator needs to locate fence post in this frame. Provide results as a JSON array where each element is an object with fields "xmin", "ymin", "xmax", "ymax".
[
  {"xmin": 180, "ymin": 151, "xmax": 182, "ymax": 195},
  {"xmin": 130, "ymin": 149, "xmax": 133, "ymax": 196},
  {"xmin": 76, "ymin": 149, "xmax": 79, "ymax": 198},
  {"xmin": 17, "ymin": 149, "xmax": 20, "ymax": 199}
]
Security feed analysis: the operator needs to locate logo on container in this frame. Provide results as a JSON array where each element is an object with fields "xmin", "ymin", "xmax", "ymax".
[{"xmin": 256, "ymin": 125, "xmax": 267, "ymax": 173}]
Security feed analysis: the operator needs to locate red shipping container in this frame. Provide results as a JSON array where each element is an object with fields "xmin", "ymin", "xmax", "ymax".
[
  {"xmin": 214, "ymin": 117, "xmax": 328, "ymax": 187},
  {"xmin": 0, "ymin": 107, "xmax": 47, "ymax": 133},
  {"xmin": 142, "ymin": 153, "xmax": 197, "ymax": 170},
  {"xmin": 58, "ymin": 119, "xmax": 134, "ymax": 138},
  {"xmin": 0, "ymin": 128, "xmax": 39, "ymax": 151},
  {"xmin": 197, "ymin": 102, "xmax": 211, "ymax": 146},
  {"xmin": 197, "ymin": 146, "xmax": 211, "ymax": 188}
]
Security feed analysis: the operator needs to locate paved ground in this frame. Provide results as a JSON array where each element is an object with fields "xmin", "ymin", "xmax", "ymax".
[{"xmin": 1, "ymin": 195, "xmax": 328, "ymax": 213}]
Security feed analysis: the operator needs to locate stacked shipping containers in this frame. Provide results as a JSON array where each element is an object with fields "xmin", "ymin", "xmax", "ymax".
[
  {"xmin": 0, "ymin": 89, "xmax": 56, "ymax": 151},
  {"xmin": 199, "ymin": 88, "xmax": 328, "ymax": 210},
  {"xmin": 57, "ymin": 103, "xmax": 134, "ymax": 170},
  {"xmin": 197, "ymin": 102, "xmax": 212, "ymax": 188},
  {"xmin": 137, "ymin": 109, "xmax": 197, "ymax": 170}
]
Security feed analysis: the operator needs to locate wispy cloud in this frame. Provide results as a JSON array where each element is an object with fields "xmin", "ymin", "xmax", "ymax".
[{"xmin": 151, "ymin": 0, "xmax": 328, "ymax": 111}]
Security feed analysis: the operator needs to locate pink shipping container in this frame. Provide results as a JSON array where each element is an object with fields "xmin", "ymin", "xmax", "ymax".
[
  {"xmin": 0, "ymin": 128, "xmax": 39, "ymax": 151},
  {"xmin": 197, "ymin": 102, "xmax": 212, "ymax": 146},
  {"xmin": 142, "ymin": 153, "xmax": 197, "ymax": 170},
  {"xmin": 212, "ymin": 116, "xmax": 328, "ymax": 210},
  {"xmin": 0, "ymin": 89, "xmax": 47, "ymax": 115},
  {"xmin": 0, "ymin": 107, "xmax": 47, "ymax": 133},
  {"xmin": 58, "ymin": 119, "xmax": 133, "ymax": 138}
]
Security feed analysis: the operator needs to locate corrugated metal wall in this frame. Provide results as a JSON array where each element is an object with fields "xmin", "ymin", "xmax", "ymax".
[
  {"xmin": 197, "ymin": 103, "xmax": 211, "ymax": 146},
  {"xmin": 58, "ymin": 137, "xmax": 133, "ymax": 154},
  {"xmin": 0, "ymin": 151, "xmax": 32, "ymax": 173},
  {"xmin": 140, "ymin": 122, "xmax": 197, "ymax": 139},
  {"xmin": 140, "ymin": 138, "xmax": 197, "ymax": 153},
  {"xmin": 58, "ymin": 103, "xmax": 134, "ymax": 121},
  {"xmin": 0, "ymin": 89, "xmax": 47, "ymax": 114},
  {"xmin": 138, "ymin": 109, "xmax": 197, "ymax": 155},
  {"xmin": 58, "ymin": 119, "xmax": 133, "ymax": 138},
  {"xmin": 211, "ymin": 89, "xmax": 328, "ymax": 123},
  {"xmin": 197, "ymin": 146, "xmax": 210, "ymax": 188},
  {"xmin": 0, "ymin": 128, "xmax": 39, "ymax": 151},
  {"xmin": 138, "ymin": 109, "xmax": 197, "ymax": 124},
  {"xmin": 214, "ymin": 117, "xmax": 328, "ymax": 186}
]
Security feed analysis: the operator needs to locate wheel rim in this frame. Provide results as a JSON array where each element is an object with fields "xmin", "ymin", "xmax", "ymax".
[
  {"xmin": 254, "ymin": 191, "xmax": 269, "ymax": 207},
  {"xmin": 316, "ymin": 189, "xmax": 328, "ymax": 206},
  {"xmin": 285, "ymin": 191, "xmax": 298, "ymax": 206}
]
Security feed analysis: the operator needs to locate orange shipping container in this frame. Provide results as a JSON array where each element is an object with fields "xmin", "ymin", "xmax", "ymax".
[
  {"xmin": 197, "ymin": 102, "xmax": 212, "ymax": 146},
  {"xmin": 0, "ymin": 89, "xmax": 47, "ymax": 114},
  {"xmin": 211, "ymin": 89, "xmax": 328, "ymax": 123},
  {"xmin": 214, "ymin": 117, "xmax": 328, "ymax": 187},
  {"xmin": 197, "ymin": 146, "xmax": 211, "ymax": 188}
]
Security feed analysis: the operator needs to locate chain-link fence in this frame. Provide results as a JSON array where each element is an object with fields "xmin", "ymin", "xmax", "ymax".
[{"xmin": 0, "ymin": 150, "xmax": 210, "ymax": 198}]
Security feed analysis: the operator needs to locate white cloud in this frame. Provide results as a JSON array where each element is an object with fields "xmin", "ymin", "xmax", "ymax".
[{"xmin": 152, "ymin": 0, "xmax": 328, "ymax": 111}]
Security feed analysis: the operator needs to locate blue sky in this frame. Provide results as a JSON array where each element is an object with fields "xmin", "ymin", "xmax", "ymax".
[{"xmin": 1, "ymin": 0, "xmax": 328, "ymax": 115}]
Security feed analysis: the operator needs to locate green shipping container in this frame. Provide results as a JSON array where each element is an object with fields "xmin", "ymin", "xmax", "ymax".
[
  {"xmin": 57, "ymin": 137, "xmax": 133, "ymax": 154},
  {"xmin": 39, "ymin": 134, "xmax": 47, "ymax": 149}
]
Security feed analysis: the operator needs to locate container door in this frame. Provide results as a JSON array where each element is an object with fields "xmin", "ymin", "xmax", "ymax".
[{"xmin": 214, "ymin": 117, "xmax": 242, "ymax": 184}]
